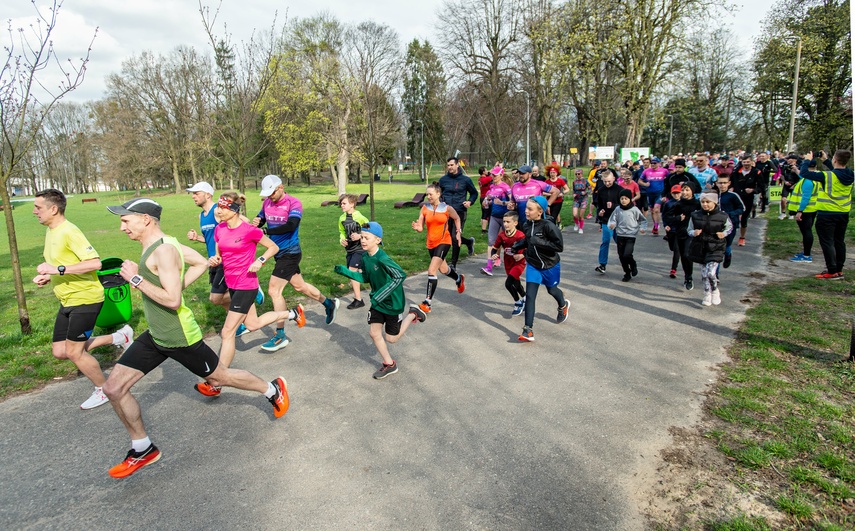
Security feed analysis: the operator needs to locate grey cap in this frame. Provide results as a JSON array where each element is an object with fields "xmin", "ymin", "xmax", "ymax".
[{"xmin": 107, "ymin": 198, "xmax": 163, "ymax": 220}]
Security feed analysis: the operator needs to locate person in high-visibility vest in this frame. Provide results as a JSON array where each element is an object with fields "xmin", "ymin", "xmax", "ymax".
[
  {"xmin": 786, "ymin": 164, "xmax": 821, "ymax": 263},
  {"xmin": 799, "ymin": 150, "xmax": 854, "ymax": 279}
]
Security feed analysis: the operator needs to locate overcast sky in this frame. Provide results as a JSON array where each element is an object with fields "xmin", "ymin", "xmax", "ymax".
[{"xmin": 6, "ymin": 0, "xmax": 775, "ymax": 103}]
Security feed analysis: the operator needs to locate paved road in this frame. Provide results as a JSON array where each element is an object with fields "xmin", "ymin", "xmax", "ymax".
[{"xmin": 0, "ymin": 217, "xmax": 771, "ymax": 530}]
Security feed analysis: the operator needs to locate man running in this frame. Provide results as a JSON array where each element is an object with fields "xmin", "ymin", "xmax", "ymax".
[
  {"xmin": 253, "ymin": 175, "xmax": 340, "ymax": 351},
  {"xmin": 102, "ymin": 198, "xmax": 289, "ymax": 478},
  {"xmin": 438, "ymin": 157, "xmax": 478, "ymax": 268},
  {"xmin": 639, "ymin": 157, "xmax": 668, "ymax": 234},
  {"xmin": 689, "ymin": 154, "xmax": 718, "ymax": 193},
  {"xmin": 33, "ymin": 189, "xmax": 133, "ymax": 410}
]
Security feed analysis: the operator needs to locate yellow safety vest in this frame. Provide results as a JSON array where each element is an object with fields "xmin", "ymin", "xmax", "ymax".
[
  {"xmin": 815, "ymin": 171, "xmax": 853, "ymax": 213},
  {"xmin": 787, "ymin": 178, "xmax": 819, "ymax": 213}
]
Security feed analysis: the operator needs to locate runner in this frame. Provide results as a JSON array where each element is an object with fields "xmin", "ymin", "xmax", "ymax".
[
  {"xmin": 507, "ymin": 165, "xmax": 558, "ymax": 228},
  {"xmin": 544, "ymin": 163, "xmax": 570, "ymax": 229},
  {"xmin": 337, "ymin": 194, "xmax": 370, "ymax": 308},
  {"xmin": 688, "ymin": 154, "xmax": 718, "ymax": 193},
  {"xmin": 103, "ymin": 198, "xmax": 289, "ymax": 478},
  {"xmin": 639, "ymin": 157, "xmax": 669, "ymax": 234},
  {"xmin": 570, "ymin": 169, "xmax": 592, "ymax": 234},
  {"xmin": 607, "ymin": 188, "xmax": 648, "ymax": 282},
  {"xmin": 687, "ymin": 193, "xmax": 733, "ymax": 306},
  {"xmin": 663, "ymin": 158, "xmax": 702, "ymax": 197},
  {"xmin": 714, "ymin": 174, "xmax": 746, "ymax": 270},
  {"xmin": 253, "ymin": 175, "xmax": 340, "ymax": 352},
  {"xmin": 33, "ymin": 189, "xmax": 134, "ymax": 410},
  {"xmin": 412, "ymin": 183, "xmax": 465, "ymax": 313},
  {"xmin": 438, "ymin": 157, "xmax": 478, "ymax": 268},
  {"xmin": 489, "ymin": 211, "xmax": 527, "ymax": 315},
  {"xmin": 593, "ymin": 172, "xmax": 622, "ymax": 274},
  {"xmin": 731, "ymin": 155, "xmax": 761, "ymax": 247},
  {"xmin": 480, "ymin": 165, "xmax": 513, "ymax": 276},
  {"xmin": 476, "ymin": 166, "xmax": 493, "ymax": 234}
]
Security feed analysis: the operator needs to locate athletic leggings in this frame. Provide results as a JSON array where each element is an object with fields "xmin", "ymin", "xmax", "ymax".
[
  {"xmin": 701, "ymin": 262, "xmax": 720, "ymax": 293},
  {"xmin": 796, "ymin": 212, "xmax": 816, "ymax": 257},
  {"xmin": 505, "ymin": 275, "xmax": 525, "ymax": 301},
  {"xmin": 548, "ymin": 201, "xmax": 563, "ymax": 221},
  {"xmin": 524, "ymin": 282, "xmax": 566, "ymax": 329},
  {"xmin": 669, "ymin": 235, "xmax": 694, "ymax": 280},
  {"xmin": 615, "ymin": 235, "xmax": 637, "ymax": 275}
]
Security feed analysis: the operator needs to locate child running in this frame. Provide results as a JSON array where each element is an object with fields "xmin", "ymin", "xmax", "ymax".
[
  {"xmin": 608, "ymin": 188, "xmax": 648, "ymax": 282},
  {"xmin": 571, "ymin": 169, "xmax": 591, "ymax": 233},
  {"xmin": 480, "ymin": 165, "xmax": 513, "ymax": 276},
  {"xmin": 195, "ymin": 192, "xmax": 300, "ymax": 397},
  {"xmin": 662, "ymin": 184, "xmax": 700, "ymax": 289},
  {"xmin": 489, "ymin": 211, "xmax": 528, "ymax": 315},
  {"xmin": 412, "ymin": 182, "xmax": 465, "ymax": 313},
  {"xmin": 513, "ymin": 196, "xmax": 569, "ymax": 342},
  {"xmin": 337, "ymin": 194, "xmax": 370, "ymax": 309},
  {"xmin": 334, "ymin": 222, "xmax": 427, "ymax": 379},
  {"xmin": 688, "ymin": 193, "xmax": 733, "ymax": 306}
]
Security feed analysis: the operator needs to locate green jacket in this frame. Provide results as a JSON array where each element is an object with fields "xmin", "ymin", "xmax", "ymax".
[{"xmin": 335, "ymin": 248, "xmax": 406, "ymax": 315}]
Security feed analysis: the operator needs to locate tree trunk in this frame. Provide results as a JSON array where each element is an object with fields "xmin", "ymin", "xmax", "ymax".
[
  {"xmin": 368, "ymin": 162, "xmax": 375, "ymax": 221},
  {"xmin": 171, "ymin": 154, "xmax": 181, "ymax": 195},
  {"xmin": 335, "ymin": 146, "xmax": 349, "ymax": 196},
  {"xmin": 0, "ymin": 182, "xmax": 32, "ymax": 335}
]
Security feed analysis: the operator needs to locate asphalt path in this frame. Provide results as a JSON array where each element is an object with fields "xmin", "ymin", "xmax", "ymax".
[{"xmin": 0, "ymin": 216, "xmax": 773, "ymax": 530}]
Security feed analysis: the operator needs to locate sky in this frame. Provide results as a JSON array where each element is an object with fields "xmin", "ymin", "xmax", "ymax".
[{"xmin": 5, "ymin": 0, "xmax": 776, "ymax": 103}]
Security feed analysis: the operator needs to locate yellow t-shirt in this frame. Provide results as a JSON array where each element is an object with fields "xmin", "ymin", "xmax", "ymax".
[{"xmin": 44, "ymin": 220, "xmax": 104, "ymax": 307}]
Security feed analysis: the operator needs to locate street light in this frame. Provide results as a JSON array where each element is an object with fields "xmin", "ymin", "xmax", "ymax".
[
  {"xmin": 787, "ymin": 36, "xmax": 802, "ymax": 154},
  {"xmin": 516, "ymin": 90, "xmax": 530, "ymax": 165},
  {"xmin": 416, "ymin": 119, "xmax": 425, "ymax": 182},
  {"xmin": 668, "ymin": 114, "xmax": 674, "ymax": 156}
]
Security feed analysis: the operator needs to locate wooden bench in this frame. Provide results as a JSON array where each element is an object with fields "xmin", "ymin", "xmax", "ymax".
[
  {"xmin": 321, "ymin": 193, "xmax": 369, "ymax": 207},
  {"xmin": 394, "ymin": 192, "xmax": 426, "ymax": 209},
  {"xmin": 81, "ymin": 198, "xmax": 98, "ymax": 204}
]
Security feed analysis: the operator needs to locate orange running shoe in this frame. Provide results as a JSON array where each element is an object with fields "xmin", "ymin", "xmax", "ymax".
[
  {"xmin": 194, "ymin": 381, "xmax": 221, "ymax": 397},
  {"xmin": 457, "ymin": 273, "xmax": 466, "ymax": 293},
  {"xmin": 108, "ymin": 444, "xmax": 161, "ymax": 478},
  {"xmin": 418, "ymin": 300, "xmax": 432, "ymax": 313},
  {"xmin": 269, "ymin": 377, "xmax": 289, "ymax": 418},
  {"xmin": 518, "ymin": 327, "xmax": 535, "ymax": 342},
  {"xmin": 292, "ymin": 304, "xmax": 306, "ymax": 328},
  {"xmin": 738, "ymin": 237, "xmax": 746, "ymax": 246}
]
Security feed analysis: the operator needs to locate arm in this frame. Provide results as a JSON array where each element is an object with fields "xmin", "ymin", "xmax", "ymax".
[
  {"xmin": 120, "ymin": 245, "xmax": 183, "ymax": 310},
  {"xmin": 448, "ymin": 206, "xmax": 462, "ymax": 243},
  {"xmin": 248, "ymin": 235, "xmax": 279, "ymax": 273},
  {"xmin": 334, "ymin": 264, "xmax": 367, "ymax": 283},
  {"xmin": 719, "ymin": 217, "xmax": 733, "ymax": 238},
  {"xmin": 181, "ymin": 244, "xmax": 209, "ymax": 288},
  {"xmin": 187, "ymin": 229, "xmax": 205, "ymax": 243},
  {"xmin": 798, "ymin": 180, "xmax": 814, "ymax": 212},
  {"xmin": 411, "ymin": 210, "xmax": 425, "ymax": 232},
  {"xmin": 36, "ymin": 257, "xmax": 102, "ymax": 277},
  {"xmin": 338, "ymin": 213, "xmax": 347, "ymax": 243},
  {"xmin": 266, "ymin": 215, "xmax": 301, "ymax": 235},
  {"xmin": 466, "ymin": 179, "xmax": 479, "ymax": 206},
  {"xmin": 800, "ymin": 153, "xmax": 826, "ymax": 182},
  {"xmin": 637, "ymin": 210, "xmax": 648, "ymax": 233},
  {"xmin": 607, "ymin": 208, "xmax": 618, "ymax": 229}
]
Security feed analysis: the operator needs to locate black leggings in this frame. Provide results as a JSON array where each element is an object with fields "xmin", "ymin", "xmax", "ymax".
[
  {"xmin": 524, "ymin": 282, "xmax": 565, "ymax": 328},
  {"xmin": 548, "ymin": 201, "xmax": 563, "ymax": 221},
  {"xmin": 796, "ymin": 212, "xmax": 816, "ymax": 257},
  {"xmin": 615, "ymin": 235, "xmax": 637, "ymax": 274},
  {"xmin": 449, "ymin": 210, "xmax": 473, "ymax": 266},
  {"xmin": 669, "ymin": 235, "xmax": 694, "ymax": 279},
  {"xmin": 505, "ymin": 275, "xmax": 525, "ymax": 301}
]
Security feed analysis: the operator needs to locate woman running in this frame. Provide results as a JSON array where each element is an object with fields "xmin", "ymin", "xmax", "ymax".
[
  {"xmin": 412, "ymin": 183, "xmax": 465, "ymax": 313},
  {"xmin": 480, "ymin": 165, "xmax": 513, "ymax": 276},
  {"xmin": 544, "ymin": 163, "xmax": 570, "ymax": 228},
  {"xmin": 571, "ymin": 169, "xmax": 592, "ymax": 233}
]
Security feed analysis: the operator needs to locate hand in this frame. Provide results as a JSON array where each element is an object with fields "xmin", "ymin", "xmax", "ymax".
[
  {"xmin": 599, "ymin": 209, "xmax": 605, "ymax": 216},
  {"xmin": 187, "ymin": 229, "xmax": 198, "ymax": 241},
  {"xmin": 248, "ymin": 261, "xmax": 262, "ymax": 273},
  {"xmin": 693, "ymin": 229, "xmax": 702, "ymax": 237},
  {"xmin": 463, "ymin": 201, "xmax": 471, "ymax": 209},
  {"xmin": 411, "ymin": 220, "xmax": 423, "ymax": 232},
  {"xmin": 640, "ymin": 230, "xmax": 646, "ymax": 235},
  {"xmin": 608, "ymin": 224, "xmax": 615, "ymax": 230},
  {"xmin": 795, "ymin": 212, "xmax": 803, "ymax": 222},
  {"xmin": 745, "ymin": 188, "xmax": 754, "ymax": 194},
  {"xmin": 120, "ymin": 260, "xmax": 140, "ymax": 282},
  {"xmin": 680, "ymin": 214, "xmax": 685, "ymax": 221},
  {"xmin": 208, "ymin": 255, "xmax": 222, "ymax": 267},
  {"xmin": 33, "ymin": 274, "xmax": 51, "ymax": 287},
  {"xmin": 251, "ymin": 217, "xmax": 261, "ymax": 227},
  {"xmin": 36, "ymin": 262, "xmax": 57, "ymax": 275},
  {"xmin": 350, "ymin": 232, "xmax": 361, "ymax": 241},
  {"xmin": 665, "ymin": 226, "xmax": 671, "ymax": 232},
  {"xmin": 716, "ymin": 231, "xmax": 725, "ymax": 239},
  {"xmin": 456, "ymin": 233, "xmax": 462, "ymax": 246},
  {"xmin": 804, "ymin": 152, "xmax": 814, "ymax": 161},
  {"xmin": 514, "ymin": 253, "xmax": 524, "ymax": 262},
  {"xmin": 507, "ymin": 201, "xmax": 516, "ymax": 211},
  {"xmin": 340, "ymin": 239, "xmax": 348, "ymax": 247}
]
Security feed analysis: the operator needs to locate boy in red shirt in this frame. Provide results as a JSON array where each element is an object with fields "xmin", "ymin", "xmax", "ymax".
[{"xmin": 490, "ymin": 211, "xmax": 527, "ymax": 315}]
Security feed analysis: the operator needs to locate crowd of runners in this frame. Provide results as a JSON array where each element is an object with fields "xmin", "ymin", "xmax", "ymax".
[{"xmin": 31, "ymin": 148, "xmax": 852, "ymax": 478}]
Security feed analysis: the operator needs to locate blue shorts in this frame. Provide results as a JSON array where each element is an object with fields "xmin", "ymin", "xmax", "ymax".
[
  {"xmin": 646, "ymin": 191, "xmax": 663, "ymax": 209},
  {"xmin": 525, "ymin": 263, "xmax": 561, "ymax": 287}
]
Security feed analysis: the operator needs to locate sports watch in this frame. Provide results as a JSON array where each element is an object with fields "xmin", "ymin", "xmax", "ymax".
[
  {"xmin": 57, "ymin": 265, "xmax": 66, "ymax": 275},
  {"xmin": 257, "ymin": 256, "xmax": 266, "ymax": 264},
  {"xmin": 130, "ymin": 275, "xmax": 143, "ymax": 288}
]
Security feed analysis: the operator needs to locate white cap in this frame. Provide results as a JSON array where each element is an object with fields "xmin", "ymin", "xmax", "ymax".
[
  {"xmin": 260, "ymin": 175, "xmax": 282, "ymax": 197},
  {"xmin": 186, "ymin": 182, "xmax": 214, "ymax": 196}
]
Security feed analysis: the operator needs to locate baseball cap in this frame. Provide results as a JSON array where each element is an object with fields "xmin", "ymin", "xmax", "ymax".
[
  {"xmin": 107, "ymin": 198, "xmax": 163, "ymax": 220},
  {"xmin": 650, "ymin": 157, "xmax": 661, "ymax": 163},
  {"xmin": 785, "ymin": 154, "xmax": 799, "ymax": 160},
  {"xmin": 671, "ymin": 184, "xmax": 683, "ymax": 193},
  {"xmin": 362, "ymin": 221, "xmax": 383, "ymax": 239},
  {"xmin": 517, "ymin": 165, "xmax": 533, "ymax": 173},
  {"xmin": 531, "ymin": 195, "xmax": 548, "ymax": 213},
  {"xmin": 186, "ymin": 182, "xmax": 214, "ymax": 195},
  {"xmin": 259, "ymin": 174, "xmax": 283, "ymax": 197}
]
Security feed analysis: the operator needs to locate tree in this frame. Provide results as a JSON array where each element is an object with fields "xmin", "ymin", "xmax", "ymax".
[
  {"xmin": 0, "ymin": 0, "xmax": 95, "ymax": 334},
  {"xmin": 402, "ymin": 40, "xmax": 445, "ymax": 172}
]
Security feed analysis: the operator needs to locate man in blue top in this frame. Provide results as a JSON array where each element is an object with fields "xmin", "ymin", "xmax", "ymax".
[
  {"xmin": 689, "ymin": 154, "xmax": 718, "ymax": 194},
  {"xmin": 438, "ymin": 157, "xmax": 479, "ymax": 268}
]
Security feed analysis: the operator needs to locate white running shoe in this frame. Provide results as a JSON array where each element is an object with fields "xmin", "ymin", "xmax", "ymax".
[
  {"xmin": 578, "ymin": 228, "xmax": 583, "ymax": 234},
  {"xmin": 711, "ymin": 290, "xmax": 721, "ymax": 305},
  {"xmin": 80, "ymin": 387, "xmax": 109, "ymax": 410},
  {"xmin": 573, "ymin": 225, "xmax": 578, "ymax": 232},
  {"xmin": 702, "ymin": 293, "xmax": 712, "ymax": 306},
  {"xmin": 112, "ymin": 324, "xmax": 134, "ymax": 350}
]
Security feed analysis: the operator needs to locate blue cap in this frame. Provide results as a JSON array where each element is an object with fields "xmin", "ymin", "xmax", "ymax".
[
  {"xmin": 517, "ymin": 165, "xmax": 533, "ymax": 173},
  {"xmin": 362, "ymin": 221, "xmax": 383, "ymax": 239},
  {"xmin": 531, "ymin": 195, "xmax": 548, "ymax": 214},
  {"xmin": 650, "ymin": 157, "xmax": 661, "ymax": 163}
]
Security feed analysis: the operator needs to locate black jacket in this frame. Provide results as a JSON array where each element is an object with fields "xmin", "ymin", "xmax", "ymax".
[
  {"xmin": 438, "ymin": 171, "xmax": 478, "ymax": 212},
  {"xmin": 689, "ymin": 208, "xmax": 728, "ymax": 264},
  {"xmin": 663, "ymin": 172, "xmax": 701, "ymax": 198},
  {"xmin": 512, "ymin": 217, "xmax": 563, "ymax": 270},
  {"xmin": 594, "ymin": 182, "xmax": 622, "ymax": 224},
  {"xmin": 731, "ymin": 168, "xmax": 761, "ymax": 205}
]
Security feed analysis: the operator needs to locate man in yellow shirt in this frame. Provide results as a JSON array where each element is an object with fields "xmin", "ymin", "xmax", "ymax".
[{"xmin": 33, "ymin": 189, "xmax": 134, "ymax": 410}]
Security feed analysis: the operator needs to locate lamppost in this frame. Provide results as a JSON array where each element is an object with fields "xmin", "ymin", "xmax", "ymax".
[
  {"xmin": 516, "ymin": 90, "xmax": 530, "ymax": 165},
  {"xmin": 416, "ymin": 119, "xmax": 425, "ymax": 182},
  {"xmin": 787, "ymin": 36, "xmax": 802, "ymax": 154},
  {"xmin": 668, "ymin": 114, "xmax": 675, "ymax": 156}
]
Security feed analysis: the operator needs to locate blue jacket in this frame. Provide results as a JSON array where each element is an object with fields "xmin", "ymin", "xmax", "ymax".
[
  {"xmin": 717, "ymin": 190, "xmax": 745, "ymax": 228},
  {"xmin": 438, "ymin": 170, "xmax": 478, "ymax": 212}
]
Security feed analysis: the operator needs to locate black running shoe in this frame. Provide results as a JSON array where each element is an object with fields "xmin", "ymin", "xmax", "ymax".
[
  {"xmin": 373, "ymin": 361, "xmax": 398, "ymax": 380},
  {"xmin": 347, "ymin": 299, "xmax": 365, "ymax": 310}
]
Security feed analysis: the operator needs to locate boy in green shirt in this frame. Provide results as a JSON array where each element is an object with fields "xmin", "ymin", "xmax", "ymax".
[{"xmin": 335, "ymin": 222, "xmax": 426, "ymax": 379}]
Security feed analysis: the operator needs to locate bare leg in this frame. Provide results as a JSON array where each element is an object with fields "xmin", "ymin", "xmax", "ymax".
[
  {"xmin": 268, "ymin": 276, "xmax": 290, "ymax": 328},
  {"xmin": 349, "ymin": 266, "xmax": 362, "ymax": 300},
  {"xmin": 386, "ymin": 313, "xmax": 417, "ymax": 344},
  {"xmin": 55, "ymin": 340, "xmax": 106, "ymax": 387},
  {"xmin": 368, "ymin": 323, "xmax": 394, "ymax": 365},
  {"xmin": 206, "ymin": 365, "xmax": 267, "ymax": 394},
  {"xmin": 289, "ymin": 273, "xmax": 324, "ymax": 303},
  {"xmin": 102, "ymin": 364, "xmax": 148, "ymax": 440}
]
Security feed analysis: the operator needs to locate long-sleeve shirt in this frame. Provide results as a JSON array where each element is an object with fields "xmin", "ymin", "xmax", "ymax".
[
  {"xmin": 335, "ymin": 248, "xmax": 406, "ymax": 315},
  {"xmin": 607, "ymin": 206, "xmax": 648, "ymax": 237}
]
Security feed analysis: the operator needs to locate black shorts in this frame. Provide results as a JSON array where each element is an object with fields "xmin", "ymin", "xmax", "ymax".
[
  {"xmin": 367, "ymin": 307, "xmax": 404, "ymax": 336},
  {"xmin": 52, "ymin": 302, "xmax": 103, "ymax": 343},
  {"xmin": 346, "ymin": 251, "xmax": 364, "ymax": 270},
  {"xmin": 781, "ymin": 185, "xmax": 792, "ymax": 198},
  {"xmin": 117, "ymin": 330, "xmax": 218, "ymax": 377},
  {"xmin": 428, "ymin": 244, "xmax": 451, "ymax": 261},
  {"xmin": 208, "ymin": 264, "xmax": 227, "ymax": 295},
  {"xmin": 228, "ymin": 288, "xmax": 257, "ymax": 315},
  {"xmin": 637, "ymin": 193, "xmax": 649, "ymax": 211},
  {"xmin": 272, "ymin": 252, "xmax": 301, "ymax": 281},
  {"xmin": 481, "ymin": 202, "xmax": 491, "ymax": 221}
]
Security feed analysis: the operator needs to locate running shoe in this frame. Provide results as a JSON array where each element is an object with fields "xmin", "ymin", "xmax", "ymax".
[
  {"xmin": 777, "ymin": 213, "xmax": 787, "ymax": 220},
  {"xmin": 419, "ymin": 300, "xmax": 432, "ymax": 314},
  {"xmin": 480, "ymin": 266, "xmax": 493, "ymax": 276},
  {"xmin": 292, "ymin": 303, "xmax": 306, "ymax": 328},
  {"xmin": 723, "ymin": 254, "xmax": 732, "ymax": 269},
  {"xmin": 112, "ymin": 324, "xmax": 134, "ymax": 350},
  {"xmin": 108, "ymin": 444, "xmax": 161, "ymax": 479},
  {"xmin": 738, "ymin": 237, "xmax": 746, "ymax": 246},
  {"xmin": 518, "ymin": 327, "xmax": 535, "ymax": 342},
  {"xmin": 652, "ymin": 228, "xmax": 659, "ymax": 235},
  {"xmin": 194, "ymin": 381, "xmax": 222, "ymax": 396},
  {"xmin": 578, "ymin": 229, "xmax": 583, "ymax": 234},
  {"xmin": 347, "ymin": 299, "xmax": 365, "ymax": 310},
  {"xmin": 457, "ymin": 274, "xmax": 466, "ymax": 293},
  {"xmin": 80, "ymin": 387, "xmax": 109, "ymax": 410},
  {"xmin": 261, "ymin": 333, "xmax": 290, "ymax": 352},
  {"xmin": 685, "ymin": 279, "xmax": 694, "ymax": 291},
  {"xmin": 236, "ymin": 323, "xmax": 250, "ymax": 337},
  {"xmin": 622, "ymin": 273, "xmax": 631, "ymax": 282},
  {"xmin": 711, "ymin": 290, "xmax": 721, "ymax": 305},
  {"xmin": 669, "ymin": 269, "xmax": 677, "ymax": 279},
  {"xmin": 790, "ymin": 254, "xmax": 812, "ymax": 263},
  {"xmin": 255, "ymin": 287, "xmax": 265, "ymax": 306},
  {"xmin": 595, "ymin": 265, "xmax": 606, "ymax": 274},
  {"xmin": 585, "ymin": 214, "xmax": 593, "ymax": 219},
  {"xmin": 702, "ymin": 292, "xmax": 712, "ymax": 306},
  {"xmin": 573, "ymin": 225, "xmax": 578, "ymax": 232},
  {"xmin": 409, "ymin": 305, "xmax": 427, "ymax": 323},
  {"xmin": 511, "ymin": 300, "xmax": 524, "ymax": 316},
  {"xmin": 557, "ymin": 301, "xmax": 570, "ymax": 323},
  {"xmin": 324, "ymin": 298, "xmax": 340, "ymax": 325},
  {"xmin": 631, "ymin": 264, "xmax": 638, "ymax": 277},
  {"xmin": 465, "ymin": 238, "xmax": 475, "ymax": 256},
  {"xmin": 373, "ymin": 361, "xmax": 398, "ymax": 380},
  {"xmin": 815, "ymin": 272, "xmax": 844, "ymax": 280},
  {"xmin": 268, "ymin": 377, "xmax": 289, "ymax": 418}
]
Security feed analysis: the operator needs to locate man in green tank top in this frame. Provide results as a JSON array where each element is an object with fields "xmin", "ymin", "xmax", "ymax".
[{"xmin": 100, "ymin": 198, "xmax": 290, "ymax": 479}]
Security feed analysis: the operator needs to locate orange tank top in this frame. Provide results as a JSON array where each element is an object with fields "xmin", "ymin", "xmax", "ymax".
[{"xmin": 421, "ymin": 203, "xmax": 452, "ymax": 249}]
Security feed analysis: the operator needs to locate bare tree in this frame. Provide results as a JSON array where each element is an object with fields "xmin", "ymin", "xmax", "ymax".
[{"xmin": 0, "ymin": 0, "xmax": 95, "ymax": 334}]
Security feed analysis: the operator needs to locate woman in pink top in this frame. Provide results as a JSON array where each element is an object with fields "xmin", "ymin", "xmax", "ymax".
[
  {"xmin": 480, "ymin": 166, "xmax": 513, "ymax": 275},
  {"xmin": 194, "ymin": 192, "xmax": 295, "ymax": 397}
]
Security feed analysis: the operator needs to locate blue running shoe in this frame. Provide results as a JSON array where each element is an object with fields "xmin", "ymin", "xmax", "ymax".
[
  {"xmin": 261, "ymin": 333, "xmax": 289, "ymax": 352},
  {"xmin": 236, "ymin": 323, "xmax": 250, "ymax": 337},
  {"xmin": 511, "ymin": 301, "xmax": 524, "ymax": 316},
  {"xmin": 255, "ymin": 288, "xmax": 265, "ymax": 306},
  {"xmin": 324, "ymin": 298, "xmax": 340, "ymax": 325},
  {"xmin": 790, "ymin": 254, "xmax": 812, "ymax": 263}
]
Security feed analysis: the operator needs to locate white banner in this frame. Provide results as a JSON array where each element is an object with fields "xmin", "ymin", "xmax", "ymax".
[
  {"xmin": 620, "ymin": 147, "xmax": 651, "ymax": 164},
  {"xmin": 588, "ymin": 146, "xmax": 615, "ymax": 160}
]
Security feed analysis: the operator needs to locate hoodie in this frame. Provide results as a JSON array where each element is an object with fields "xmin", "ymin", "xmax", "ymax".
[
  {"xmin": 512, "ymin": 217, "xmax": 563, "ymax": 270},
  {"xmin": 438, "ymin": 169, "xmax": 478, "ymax": 212}
]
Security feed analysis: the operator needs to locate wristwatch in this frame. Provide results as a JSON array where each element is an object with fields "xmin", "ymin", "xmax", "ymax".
[
  {"xmin": 257, "ymin": 256, "xmax": 266, "ymax": 264},
  {"xmin": 57, "ymin": 265, "xmax": 66, "ymax": 276},
  {"xmin": 130, "ymin": 275, "xmax": 143, "ymax": 288}
]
